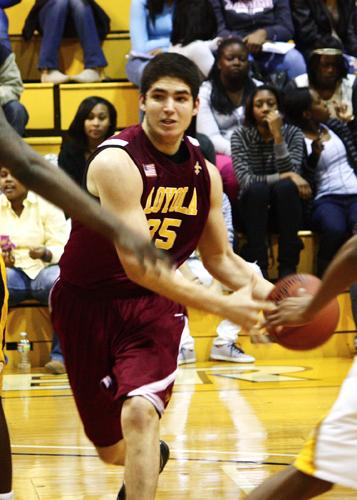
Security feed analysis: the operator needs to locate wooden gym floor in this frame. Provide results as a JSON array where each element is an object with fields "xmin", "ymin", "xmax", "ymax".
[{"xmin": 3, "ymin": 356, "xmax": 357, "ymax": 499}]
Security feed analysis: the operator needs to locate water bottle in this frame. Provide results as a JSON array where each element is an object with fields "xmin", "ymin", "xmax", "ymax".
[{"xmin": 17, "ymin": 332, "xmax": 31, "ymax": 373}]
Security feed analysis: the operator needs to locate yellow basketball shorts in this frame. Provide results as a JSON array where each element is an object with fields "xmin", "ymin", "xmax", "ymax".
[{"xmin": 295, "ymin": 357, "xmax": 357, "ymax": 490}]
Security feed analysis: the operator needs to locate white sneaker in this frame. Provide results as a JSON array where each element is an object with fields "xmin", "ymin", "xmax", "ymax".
[
  {"xmin": 210, "ymin": 343, "xmax": 255, "ymax": 363},
  {"xmin": 41, "ymin": 69, "xmax": 70, "ymax": 84},
  {"xmin": 70, "ymin": 68, "xmax": 102, "ymax": 83},
  {"xmin": 178, "ymin": 346, "xmax": 196, "ymax": 365}
]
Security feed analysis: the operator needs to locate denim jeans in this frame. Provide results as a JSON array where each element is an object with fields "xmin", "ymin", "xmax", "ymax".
[
  {"xmin": 0, "ymin": 9, "xmax": 11, "ymax": 50},
  {"xmin": 6, "ymin": 265, "xmax": 64, "ymax": 363},
  {"xmin": 38, "ymin": 0, "xmax": 107, "ymax": 69},
  {"xmin": 3, "ymin": 100, "xmax": 29, "ymax": 136}
]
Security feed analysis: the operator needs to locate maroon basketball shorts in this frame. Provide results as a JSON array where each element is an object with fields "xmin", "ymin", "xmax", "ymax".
[{"xmin": 51, "ymin": 281, "xmax": 186, "ymax": 447}]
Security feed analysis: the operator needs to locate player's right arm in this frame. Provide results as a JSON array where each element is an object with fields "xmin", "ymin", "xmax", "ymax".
[
  {"xmin": 0, "ymin": 107, "xmax": 164, "ymax": 269},
  {"xmin": 88, "ymin": 147, "xmax": 276, "ymax": 330}
]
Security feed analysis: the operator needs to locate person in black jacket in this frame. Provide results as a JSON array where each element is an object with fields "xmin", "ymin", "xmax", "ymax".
[
  {"xmin": 291, "ymin": 0, "xmax": 357, "ymax": 61},
  {"xmin": 58, "ymin": 96, "xmax": 116, "ymax": 186},
  {"xmin": 22, "ymin": 0, "xmax": 109, "ymax": 84},
  {"xmin": 285, "ymin": 87, "xmax": 357, "ymax": 276}
]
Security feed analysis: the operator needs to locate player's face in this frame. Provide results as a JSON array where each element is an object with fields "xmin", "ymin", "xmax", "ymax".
[
  {"xmin": 253, "ymin": 90, "xmax": 278, "ymax": 125},
  {"xmin": 84, "ymin": 103, "xmax": 111, "ymax": 142},
  {"xmin": 0, "ymin": 167, "xmax": 27, "ymax": 202},
  {"xmin": 140, "ymin": 77, "xmax": 199, "ymax": 141}
]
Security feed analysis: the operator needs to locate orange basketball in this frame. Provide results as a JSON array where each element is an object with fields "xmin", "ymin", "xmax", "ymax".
[{"xmin": 267, "ymin": 274, "xmax": 340, "ymax": 350}]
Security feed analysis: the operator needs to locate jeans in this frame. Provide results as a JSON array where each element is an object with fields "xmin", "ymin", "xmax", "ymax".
[
  {"xmin": 38, "ymin": 0, "xmax": 107, "ymax": 69},
  {"xmin": 125, "ymin": 56, "xmax": 150, "ymax": 87},
  {"xmin": 0, "ymin": 9, "xmax": 11, "ymax": 50},
  {"xmin": 312, "ymin": 194, "xmax": 357, "ymax": 276},
  {"xmin": 255, "ymin": 47, "xmax": 307, "ymax": 79},
  {"xmin": 6, "ymin": 265, "xmax": 63, "ymax": 363},
  {"xmin": 3, "ymin": 100, "xmax": 29, "ymax": 136},
  {"xmin": 238, "ymin": 179, "xmax": 303, "ymax": 278}
]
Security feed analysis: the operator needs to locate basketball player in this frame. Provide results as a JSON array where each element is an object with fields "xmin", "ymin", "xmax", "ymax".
[
  {"xmin": 0, "ymin": 95, "xmax": 165, "ymax": 499},
  {"xmin": 50, "ymin": 53, "xmax": 276, "ymax": 500},
  {"xmin": 247, "ymin": 234, "xmax": 357, "ymax": 499}
]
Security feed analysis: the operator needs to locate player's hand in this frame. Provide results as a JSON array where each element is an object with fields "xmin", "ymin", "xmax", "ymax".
[
  {"xmin": 265, "ymin": 288, "xmax": 313, "ymax": 328},
  {"xmin": 1, "ymin": 250, "xmax": 15, "ymax": 267},
  {"xmin": 243, "ymin": 29, "xmax": 267, "ymax": 54},
  {"xmin": 224, "ymin": 279, "xmax": 276, "ymax": 331}
]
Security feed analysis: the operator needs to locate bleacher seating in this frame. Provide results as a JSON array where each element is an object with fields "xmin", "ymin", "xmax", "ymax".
[{"xmin": 3, "ymin": 0, "xmax": 356, "ymax": 368}]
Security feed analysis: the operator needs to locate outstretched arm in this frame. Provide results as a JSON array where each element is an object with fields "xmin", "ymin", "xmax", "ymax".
[
  {"xmin": 0, "ymin": 108, "xmax": 164, "ymax": 267},
  {"xmin": 88, "ymin": 147, "xmax": 275, "ymax": 330}
]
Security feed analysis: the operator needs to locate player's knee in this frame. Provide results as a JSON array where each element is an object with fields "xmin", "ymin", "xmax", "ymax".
[
  {"xmin": 122, "ymin": 396, "xmax": 158, "ymax": 434},
  {"xmin": 296, "ymin": 469, "xmax": 333, "ymax": 497}
]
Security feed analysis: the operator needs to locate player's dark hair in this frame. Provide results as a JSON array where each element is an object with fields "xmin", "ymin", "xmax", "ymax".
[
  {"xmin": 284, "ymin": 87, "xmax": 312, "ymax": 129},
  {"xmin": 141, "ymin": 53, "xmax": 201, "ymax": 100},
  {"xmin": 244, "ymin": 85, "xmax": 283, "ymax": 127},
  {"xmin": 66, "ymin": 96, "xmax": 117, "ymax": 148}
]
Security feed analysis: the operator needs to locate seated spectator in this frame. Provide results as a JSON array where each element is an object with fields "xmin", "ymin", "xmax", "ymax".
[
  {"xmin": 0, "ymin": 42, "xmax": 28, "ymax": 136},
  {"xmin": 231, "ymin": 85, "xmax": 310, "ymax": 278},
  {"xmin": 126, "ymin": 0, "xmax": 175, "ymax": 87},
  {"xmin": 0, "ymin": 0, "xmax": 21, "ymax": 50},
  {"xmin": 284, "ymin": 87, "xmax": 357, "ymax": 277},
  {"xmin": 197, "ymin": 37, "xmax": 262, "ymax": 202},
  {"xmin": 290, "ymin": 0, "xmax": 357, "ymax": 65},
  {"xmin": 58, "ymin": 96, "xmax": 116, "ymax": 185},
  {"xmin": 169, "ymin": 0, "xmax": 219, "ymax": 78},
  {"xmin": 127, "ymin": 0, "xmax": 219, "ymax": 86},
  {"xmin": 0, "ymin": 166, "xmax": 70, "ymax": 374},
  {"xmin": 209, "ymin": 0, "xmax": 306, "ymax": 79},
  {"xmin": 178, "ymin": 192, "xmax": 257, "ymax": 364},
  {"xmin": 22, "ymin": 0, "xmax": 109, "ymax": 84},
  {"xmin": 286, "ymin": 48, "xmax": 357, "ymax": 130}
]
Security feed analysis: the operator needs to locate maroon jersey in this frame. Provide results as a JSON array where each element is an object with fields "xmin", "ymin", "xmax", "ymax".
[{"xmin": 59, "ymin": 125, "xmax": 211, "ymax": 298}]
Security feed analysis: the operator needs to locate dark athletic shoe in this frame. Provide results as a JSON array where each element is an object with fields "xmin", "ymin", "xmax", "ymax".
[{"xmin": 117, "ymin": 440, "xmax": 170, "ymax": 499}]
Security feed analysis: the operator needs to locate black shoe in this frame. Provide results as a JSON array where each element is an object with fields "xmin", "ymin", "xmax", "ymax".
[{"xmin": 117, "ymin": 440, "xmax": 170, "ymax": 499}]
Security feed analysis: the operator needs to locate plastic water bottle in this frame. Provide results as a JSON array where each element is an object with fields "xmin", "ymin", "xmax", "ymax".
[{"xmin": 17, "ymin": 332, "xmax": 31, "ymax": 373}]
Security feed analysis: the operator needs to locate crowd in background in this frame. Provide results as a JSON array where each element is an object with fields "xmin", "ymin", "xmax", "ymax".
[{"xmin": 2, "ymin": 0, "xmax": 357, "ymax": 367}]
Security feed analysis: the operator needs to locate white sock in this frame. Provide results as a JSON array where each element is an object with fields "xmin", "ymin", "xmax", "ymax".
[{"xmin": 0, "ymin": 492, "xmax": 14, "ymax": 499}]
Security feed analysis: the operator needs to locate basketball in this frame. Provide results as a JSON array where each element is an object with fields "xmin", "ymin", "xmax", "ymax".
[{"xmin": 266, "ymin": 274, "xmax": 340, "ymax": 350}]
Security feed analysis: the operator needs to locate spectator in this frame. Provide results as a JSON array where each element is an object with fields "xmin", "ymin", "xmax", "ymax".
[
  {"xmin": 126, "ymin": 0, "xmax": 175, "ymax": 87},
  {"xmin": 209, "ymin": 0, "xmax": 306, "ymax": 79},
  {"xmin": 286, "ymin": 48, "xmax": 357, "ymax": 132},
  {"xmin": 231, "ymin": 85, "xmax": 309, "ymax": 278},
  {"xmin": 0, "ymin": 166, "xmax": 70, "ymax": 374},
  {"xmin": 58, "ymin": 96, "xmax": 116, "ymax": 186},
  {"xmin": 0, "ymin": 42, "xmax": 28, "ymax": 136},
  {"xmin": 0, "ymin": 0, "xmax": 21, "ymax": 50},
  {"xmin": 197, "ymin": 36, "xmax": 262, "ymax": 202},
  {"xmin": 169, "ymin": 0, "xmax": 219, "ymax": 77},
  {"xmin": 291, "ymin": 0, "xmax": 357, "ymax": 65},
  {"xmin": 22, "ymin": 0, "xmax": 109, "ymax": 84},
  {"xmin": 127, "ymin": 0, "xmax": 219, "ymax": 86},
  {"xmin": 284, "ymin": 87, "xmax": 357, "ymax": 277}
]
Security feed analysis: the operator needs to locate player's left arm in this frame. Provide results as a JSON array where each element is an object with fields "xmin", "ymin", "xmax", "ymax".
[{"xmin": 198, "ymin": 162, "xmax": 274, "ymax": 300}]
